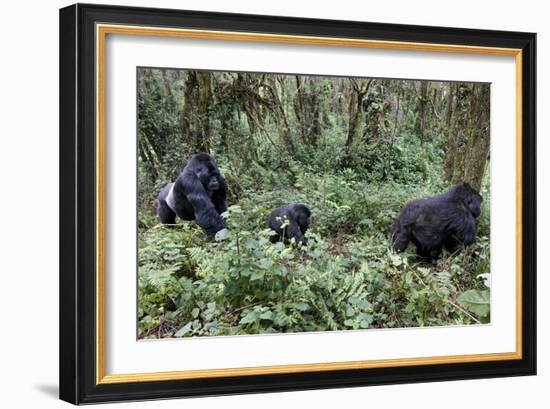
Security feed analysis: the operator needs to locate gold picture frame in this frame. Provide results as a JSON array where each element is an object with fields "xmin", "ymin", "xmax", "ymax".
[{"xmin": 60, "ymin": 3, "xmax": 536, "ymax": 404}]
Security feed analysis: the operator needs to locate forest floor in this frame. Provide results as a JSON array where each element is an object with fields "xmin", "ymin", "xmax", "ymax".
[{"xmin": 137, "ymin": 171, "xmax": 491, "ymax": 339}]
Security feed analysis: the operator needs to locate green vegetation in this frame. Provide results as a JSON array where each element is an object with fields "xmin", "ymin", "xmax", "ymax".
[{"xmin": 137, "ymin": 69, "xmax": 491, "ymax": 339}]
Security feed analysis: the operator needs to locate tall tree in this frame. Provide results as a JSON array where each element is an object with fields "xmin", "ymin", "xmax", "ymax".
[
  {"xmin": 444, "ymin": 83, "xmax": 490, "ymax": 191},
  {"xmin": 137, "ymin": 68, "xmax": 180, "ymax": 179},
  {"xmin": 414, "ymin": 81, "xmax": 429, "ymax": 142},
  {"xmin": 180, "ymin": 71, "xmax": 213, "ymax": 152},
  {"xmin": 346, "ymin": 78, "xmax": 372, "ymax": 147},
  {"xmin": 293, "ymin": 76, "xmax": 322, "ymax": 146},
  {"xmin": 266, "ymin": 75, "xmax": 295, "ymax": 154},
  {"xmin": 362, "ymin": 81, "xmax": 390, "ymax": 142}
]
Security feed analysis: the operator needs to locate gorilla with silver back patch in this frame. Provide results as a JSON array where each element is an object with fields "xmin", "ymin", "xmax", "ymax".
[
  {"xmin": 157, "ymin": 153, "xmax": 227, "ymax": 236},
  {"xmin": 268, "ymin": 204, "xmax": 311, "ymax": 244},
  {"xmin": 391, "ymin": 182, "xmax": 482, "ymax": 259}
]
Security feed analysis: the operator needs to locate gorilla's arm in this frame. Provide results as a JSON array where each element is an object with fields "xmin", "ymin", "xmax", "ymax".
[
  {"xmin": 157, "ymin": 183, "xmax": 176, "ymax": 224},
  {"xmin": 295, "ymin": 213, "xmax": 309, "ymax": 234},
  {"xmin": 211, "ymin": 176, "xmax": 228, "ymax": 214},
  {"xmin": 449, "ymin": 211, "xmax": 477, "ymax": 245},
  {"xmin": 181, "ymin": 174, "xmax": 226, "ymax": 236},
  {"xmin": 391, "ymin": 220, "xmax": 410, "ymax": 252},
  {"xmin": 391, "ymin": 203, "xmax": 421, "ymax": 252},
  {"xmin": 283, "ymin": 223, "xmax": 303, "ymax": 242}
]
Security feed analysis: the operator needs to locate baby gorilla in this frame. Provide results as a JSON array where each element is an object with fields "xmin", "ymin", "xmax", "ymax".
[
  {"xmin": 391, "ymin": 182, "xmax": 482, "ymax": 259},
  {"xmin": 268, "ymin": 204, "xmax": 311, "ymax": 244},
  {"xmin": 157, "ymin": 153, "xmax": 227, "ymax": 236}
]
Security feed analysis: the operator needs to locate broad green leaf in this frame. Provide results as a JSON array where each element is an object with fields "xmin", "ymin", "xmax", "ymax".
[
  {"xmin": 259, "ymin": 258, "xmax": 273, "ymax": 270},
  {"xmin": 250, "ymin": 270, "xmax": 265, "ymax": 281},
  {"xmin": 259, "ymin": 310, "xmax": 273, "ymax": 320},
  {"xmin": 390, "ymin": 254, "xmax": 402, "ymax": 266},
  {"xmin": 244, "ymin": 238, "xmax": 257, "ymax": 249},
  {"xmin": 174, "ymin": 322, "xmax": 193, "ymax": 337},
  {"xmin": 359, "ymin": 320, "xmax": 370, "ymax": 329},
  {"xmin": 359, "ymin": 313, "xmax": 373, "ymax": 324},
  {"xmin": 293, "ymin": 302, "xmax": 309, "ymax": 312},
  {"xmin": 458, "ymin": 290, "xmax": 490, "ymax": 317},
  {"xmin": 348, "ymin": 296, "xmax": 360, "ymax": 305},
  {"xmin": 214, "ymin": 228, "xmax": 231, "ymax": 241},
  {"xmin": 239, "ymin": 312, "xmax": 257, "ymax": 325}
]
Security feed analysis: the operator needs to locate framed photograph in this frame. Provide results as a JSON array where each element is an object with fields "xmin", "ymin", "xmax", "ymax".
[{"xmin": 59, "ymin": 3, "xmax": 536, "ymax": 404}]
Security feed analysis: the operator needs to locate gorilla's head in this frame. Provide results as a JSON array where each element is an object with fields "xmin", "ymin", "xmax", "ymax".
[
  {"xmin": 294, "ymin": 204, "xmax": 312, "ymax": 229},
  {"xmin": 456, "ymin": 182, "xmax": 483, "ymax": 218},
  {"xmin": 193, "ymin": 153, "xmax": 222, "ymax": 192}
]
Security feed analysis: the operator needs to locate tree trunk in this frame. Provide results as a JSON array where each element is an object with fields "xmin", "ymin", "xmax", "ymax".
[
  {"xmin": 195, "ymin": 72, "xmax": 212, "ymax": 152},
  {"xmin": 445, "ymin": 83, "xmax": 454, "ymax": 131},
  {"xmin": 180, "ymin": 71, "xmax": 212, "ymax": 153},
  {"xmin": 161, "ymin": 69, "xmax": 174, "ymax": 100},
  {"xmin": 345, "ymin": 79, "xmax": 372, "ymax": 147},
  {"xmin": 414, "ymin": 81, "xmax": 429, "ymax": 142},
  {"xmin": 267, "ymin": 76, "xmax": 295, "ymax": 154},
  {"xmin": 362, "ymin": 81, "xmax": 388, "ymax": 142},
  {"xmin": 180, "ymin": 72, "xmax": 196, "ymax": 149},
  {"xmin": 293, "ymin": 76, "xmax": 321, "ymax": 146},
  {"xmin": 444, "ymin": 83, "xmax": 490, "ymax": 191},
  {"xmin": 293, "ymin": 76, "xmax": 306, "ymax": 143},
  {"xmin": 346, "ymin": 88, "xmax": 361, "ymax": 147},
  {"xmin": 307, "ymin": 77, "xmax": 322, "ymax": 146}
]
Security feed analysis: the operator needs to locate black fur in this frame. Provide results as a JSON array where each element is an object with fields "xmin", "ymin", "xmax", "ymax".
[
  {"xmin": 391, "ymin": 182, "xmax": 482, "ymax": 259},
  {"xmin": 268, "ymin": 204, "xmax": 311, "ymax": 244},
  {"xmin": 157, "ymin": 153, "xmax": 227, "ymax": 236}
]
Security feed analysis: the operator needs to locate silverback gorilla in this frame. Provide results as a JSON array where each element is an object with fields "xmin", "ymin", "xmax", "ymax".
[
  {"xmin": 157, "ymin": 153, "xmax": 227, "ymax": 236},
  {"xmin": 268, "ymin": 204, "xmax": 311, "ymax": 244},
  {"xmin": 391, "ymin": 182, "xmax": 482, "ymax": 259}
]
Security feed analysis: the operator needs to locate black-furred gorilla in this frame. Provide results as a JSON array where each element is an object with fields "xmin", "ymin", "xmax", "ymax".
[
  {"xmin": 268, "ymin": 204, "xmax": 311, "ymax": 244},
  {"xmin": 157, "ymin": 153, "xmax": 227, "ymax": 236},
  {"xmin": 391, "ymin": 182, "xmax": 482, "ymax": 259}
]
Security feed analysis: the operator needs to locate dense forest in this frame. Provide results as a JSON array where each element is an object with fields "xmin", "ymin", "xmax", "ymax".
[{"xmin": 137, "ymin": 68, "xmax": 491, "ymax": 339}]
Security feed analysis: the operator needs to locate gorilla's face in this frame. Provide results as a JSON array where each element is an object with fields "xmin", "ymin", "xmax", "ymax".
[
  {"xmin": 455, "ymin": 182, "xmax": 482, "ymax": 219},
  {"xmin": 195, "ymin": 161, "xmax": 221, "ymax": 192},
  {"xmin": 296, "ymin": 206, "xmax": 312, "ymax": 230},
  {"xmin": 466, "ymin": 192, "xmax": 482, "ymax": 218},
  {"xmin": 206, "ymin": 175, "xmax": 220, "ymax": 192}
]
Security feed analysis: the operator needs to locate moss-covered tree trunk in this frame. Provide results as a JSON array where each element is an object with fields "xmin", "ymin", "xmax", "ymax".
[
  {"xmin": 444, "ymin": 83, "xmax": 490, "ymax": 191},
  {"xmin": 267, "ymin": 76, "xmax": 295, "ymax": 154},
  {"xmin": 180, "ymin": 71, "xmax": 213, "ymax": 153},
  {"xmin": 362, "ymin": 81, "xmax": 390, "ymax": 143},
  {"xmin": 345, "ymin": 79, "xmax": 372, "ymax": 147},
  {"xmin": 293, "ymin": 76, "xmax": 322, "ymax": 147},
  {"xmin": 414, "ymin": 81, "xmax": 429, "ymax": 142}
]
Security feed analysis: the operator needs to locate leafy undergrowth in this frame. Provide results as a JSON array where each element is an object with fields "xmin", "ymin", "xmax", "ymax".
[{"xmin": 138, "ymin": 173, "xmax": 491, "ymax": 339}]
